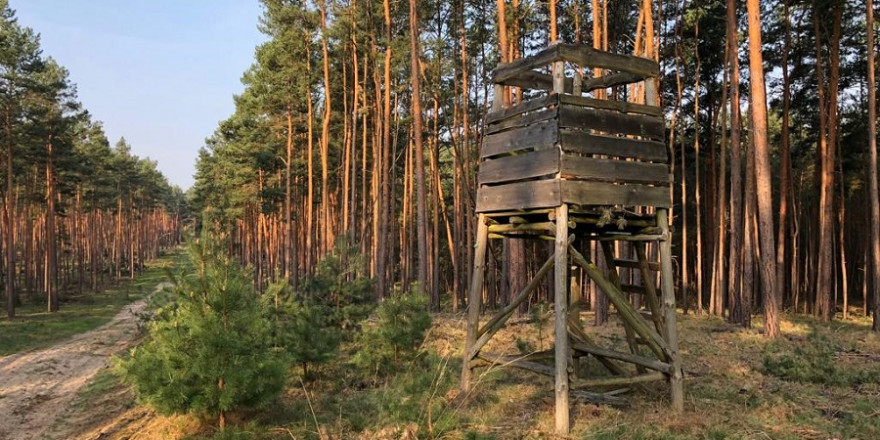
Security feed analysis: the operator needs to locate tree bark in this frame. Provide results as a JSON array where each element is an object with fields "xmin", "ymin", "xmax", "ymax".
[
  {"xmin": 746, "ymin": 0, "xmax": 778, "ymax": 338},
  {"xmin": 727, "ymin": 0, "xmax": 743, "ymax": 322},
  {"xmin": 867, "ymin": 0, "xmax": 880, "ymax": 333},
  {"xmin": 409, "ymin": 0, "xmax": 429, "ymax": 304}
]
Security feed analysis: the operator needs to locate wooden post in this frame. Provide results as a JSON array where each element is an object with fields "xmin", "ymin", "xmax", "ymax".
[
  {"xmin": 461, "ymin": 214, "xmax": 489, "ymax": 393},
  {"xmin": 554, "ymin": 205, "xmax": 570, "ymax": 434},
  {"xmin": 493, "ymin": 83, "xmax": 505, "ymax": 111},
  {"xmin": 553, "ymin": 60, "xmax": 565, "ymax": 95},
  {"xmin": 634, "ymin": 242, "xmax": 665, "ymax": 337},
  {"xmin": 657, "ymin": 208, "xmax": 684, "ymax": 411}
]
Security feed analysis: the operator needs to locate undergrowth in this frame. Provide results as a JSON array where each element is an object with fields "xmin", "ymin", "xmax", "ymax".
[{"xmin": 763, "ymin": 330, "xmax": 880, "ymax": 386}]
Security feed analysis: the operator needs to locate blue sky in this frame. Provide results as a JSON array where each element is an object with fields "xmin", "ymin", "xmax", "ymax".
[{"xmin": 11, "ymin": 0, "xmax": 267, "ymax": 190}]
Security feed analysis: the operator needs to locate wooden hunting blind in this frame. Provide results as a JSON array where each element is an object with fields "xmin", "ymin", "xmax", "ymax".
[{"xmin": 460, "ymin": 43, "xmax": 683, "ymax": 435}]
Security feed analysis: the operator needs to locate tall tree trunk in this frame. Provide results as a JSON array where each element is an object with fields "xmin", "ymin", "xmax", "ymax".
[
  {"xmin": 869, "ymin": 0, "xmax": 880, "ymax": 333},
  {"xmin": 319, "ymin": 0, "xmax": 333, "ymax": 256},
  {"xmin": 777, "ymin": 0, "xmax": 792, "ymax": 310},
  {"xmin": 46, "ymin": 137, "xmax": 57, "ymax": 312},
  {"xmin": 713, "ymin": 7, "xmax": 729, "ymax": 318},
  {"xmin": 496, "ymin": 0, "xmax": 510, "ymax": 106},
  {"xmin": 727, "ymin": 0, "xmax": 743, "ymax": 322},
  {"xmin": 376, "ymin": 0, "xmax": 393, "ymax": 299},
  {"xmin": 285, "ymin": 104, "xmax": 294, "ymax": 280},
  {"xmin": 746, "ymin": 0, "xmax": 778, "ymax": 338},
  {"xmin": 410, "ymin": 0, "xmax": 429, "ymax": 304},
  {"xmin": 306, "ymin": 37, "xmax": 315, "ymax": 274},
  {"xmin": 693, "ymin": 12, "xmax": 702, "ymax": 315},
  {"xmin": 814, "ymin": 4, "xmax": 842, "ymax": 321},
  {"xmin": 4, "ymin": 109, "xmax": 15, "ymax": 318}
]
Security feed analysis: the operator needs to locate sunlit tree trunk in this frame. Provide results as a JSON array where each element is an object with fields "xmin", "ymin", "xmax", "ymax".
[
  {"xmin": 869, "ymin": 0, "xmax": 880, "ymax": 333},
  {"xmin": 319, "ymin": 0, "xmax": 333, "ymax": 257},
  {"xmin": 746, "ymin": 0, "xmax": 778, "ymax": 337}
]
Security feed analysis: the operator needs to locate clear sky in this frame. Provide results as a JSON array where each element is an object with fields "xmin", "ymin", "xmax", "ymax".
[{"xmin": 10, "ymin": 0, "xmax": 267, "ymax": 190}]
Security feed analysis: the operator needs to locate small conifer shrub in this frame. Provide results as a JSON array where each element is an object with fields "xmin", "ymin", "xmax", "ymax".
[
  {"xmin": 354, "ymin": 286, "xmax": 432, "ymax": 378},
  {"xmin": 267, "ymin": 285, "xmax": 340, "ymax": 378},
  {"xmin": 116, "ymin": 232, "xmax": 287, "ymax": 429},
  {"xmin": 298, "ymin": 236, "xmax": 374, "ymax": 337}
]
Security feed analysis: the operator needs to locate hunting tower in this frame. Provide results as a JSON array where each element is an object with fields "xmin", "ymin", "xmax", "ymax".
[{"xmin": 460, "ymin": 44, "xmax": 683, "ymax": 434}]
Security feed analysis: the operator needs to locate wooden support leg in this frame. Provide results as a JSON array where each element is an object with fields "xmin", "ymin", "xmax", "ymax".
[
  {"xmin": 657, "ymin": 209, "xmax": 684, "ymax": 411},
  {"xmin": 634, "ymin": 242, "xmax": 665, "ymax": 338},
  {"xmin": 554, "ymin": 205, "xmax": 570, "ymax": 434},
  {"xmin": 462, "ymin": 214, "xmax": 489, "ymax": 394}
]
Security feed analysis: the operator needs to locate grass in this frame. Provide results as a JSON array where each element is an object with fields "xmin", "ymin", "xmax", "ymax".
[
  {"xmin": 53, "ymin": 306, "xmax": 880, "ymax": 440},
  {"xmin": 0, "ymin": 250, "xmax": 181, "ymax": 356}
]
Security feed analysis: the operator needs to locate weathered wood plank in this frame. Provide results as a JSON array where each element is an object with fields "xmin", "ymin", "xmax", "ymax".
[
  {"xmin": 581, "ymin": 72, "xmax": 646, "ymax": 93},
  {"xmin": 481, "ymin": 120, "xmax": 558, "ymax": 158},
  {"xmin": 559, "ymin": 104, "xmax": 665, "ymax": 141},
  {"xmin": 569, "ymin": 390, "xmax": 630, "ymax": 407},
  {"xmin": 497, "ymin": 72, "xmax": 645, "ymax": 97},
  {"xmin": 487, "ymin": 106, "xmax": 558, "ymax": 134},
  {"xmin": 559, "ymin": 129, "xmax": 667, "ymax": 163},
  {"xmin": 479, "ymin": 149, "xmax": 560, "ymax": 185},
  {"xmin": 493, "ymin": 44, "xmax": 561, "ymax": 83},
  {"xmin": 558, "ymin": 44, "xmax": 660, "ymax": 77},
  {"xmin": 476, "ymin": 179, "xmax": 562, "ymax": 212},
  {"xmin": 558, "ymin": 94, "xmax": 661, "ymax": 117},
  {"xmin": 561, "ymin": 180, "xmax": 671, "ymax": 208},
  {"xmin": 560, "ymin": 155, "xmax": 669, "ymax": 185},
  {"xmin": 553, "ymin": 204, "xmax": 570, "ymax": 434},
  {"xmin": 657, "ymin": 209, "xmax": 684, "ymax": 411},
  {"xmin": 461, "ymin": 215, "xmax": 489, "ymax": 393},
  {"xmin": 572, "ymin": 372, "xmax": 666, "ymax": 388},
  {"xmin": 475, "ymin": 352, "xmax": 556, "ymax": 377},
  {"xmin": 486, "ymin": 94, "xmax": 557, "ymax": 125},
  {"xmin": 497, "ymin": 70, "xmax": 574, "ymax": 94},
  {"xmin": 488, "ymin": 221, "xmax": 556, "ymax": 234},
  {"xmin": 571, "ymin": 342, "xmax": 672, "ymax": 373}
]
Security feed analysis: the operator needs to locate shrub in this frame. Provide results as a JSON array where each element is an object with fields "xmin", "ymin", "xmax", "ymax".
[
  {"xmin": 353, "ymin": 286, "xmax": 432, "ymax": 378},
  {"xmin": 298, "ymin": 237, "xmax": 374, "ymax": 337},
  {"xmin": 267, "ymin": 285, "xmax": 340, "ymax": 378},
  {"xmin": 115, "ymin": 232, "xmax": 287, "ymax": 429},
  {"xmin": 762, "ymin": 332, "xmax": 880, "ymax": 386}
]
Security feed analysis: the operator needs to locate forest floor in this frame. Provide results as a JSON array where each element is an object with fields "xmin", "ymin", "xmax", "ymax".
[
  {"xmin": 0, "ymin": 255, "xmax": 178, "ymax": 440},
  {"xmin": 47, "ymin": 305, "xmax": 880, "ymax": 440}
]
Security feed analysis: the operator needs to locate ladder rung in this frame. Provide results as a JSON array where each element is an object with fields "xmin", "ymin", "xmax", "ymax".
[{"xmin": 613, "ymin": 259, "xmax": 661, "ymax": 271}]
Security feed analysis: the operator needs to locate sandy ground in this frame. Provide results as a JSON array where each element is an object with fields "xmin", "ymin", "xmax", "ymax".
[{"xmin": 0, "ymin": 283, "xmax": 172, "ymax": 440}]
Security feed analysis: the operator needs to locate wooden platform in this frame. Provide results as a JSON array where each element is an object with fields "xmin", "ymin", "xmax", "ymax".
[
  {"xmin": 462, "ymin": 43, "xmax": 681, "ymax": 435},
  {"xmin": 476, "ymin": 80, "xmax": 670, "ymax": 214}
]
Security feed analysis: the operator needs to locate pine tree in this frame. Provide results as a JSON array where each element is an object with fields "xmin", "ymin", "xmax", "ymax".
[
  {"xmin": 116, "ymin": 230, "xmax": 287, "ymax": 430},
  {"xmin": 353, "ymin": 286, "xmax": 432, "ymax": 378}
]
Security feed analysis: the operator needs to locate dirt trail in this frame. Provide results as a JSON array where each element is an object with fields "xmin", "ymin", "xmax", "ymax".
[{"xmin": 0, "ymin": 282, "xmax": 172, "ymax": 440}]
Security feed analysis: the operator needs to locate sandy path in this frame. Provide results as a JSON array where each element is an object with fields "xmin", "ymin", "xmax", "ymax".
[{"xmin": 0, "ymin": 283, "xmax": 172, "ymax": 440}]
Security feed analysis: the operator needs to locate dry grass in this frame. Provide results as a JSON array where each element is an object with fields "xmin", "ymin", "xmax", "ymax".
[{"xmin": 54, "ymin": 309, "xmax": 880, "ymax": 439}]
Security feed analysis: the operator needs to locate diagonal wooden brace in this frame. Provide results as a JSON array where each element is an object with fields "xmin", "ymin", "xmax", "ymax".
[{"xmin": 568, "ymin": 244, "xmax": 671, "ymax": 361}]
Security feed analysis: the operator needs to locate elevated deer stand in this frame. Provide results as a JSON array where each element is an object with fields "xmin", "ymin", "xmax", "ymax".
[{"xmin": 460, "ymin": 44, "xmax": 683, "ymax": 435}]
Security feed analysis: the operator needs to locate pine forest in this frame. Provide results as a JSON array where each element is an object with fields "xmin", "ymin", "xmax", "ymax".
[{"xmin": 1, "ymin": 0, "xmax": 880, "ymax": 438}]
